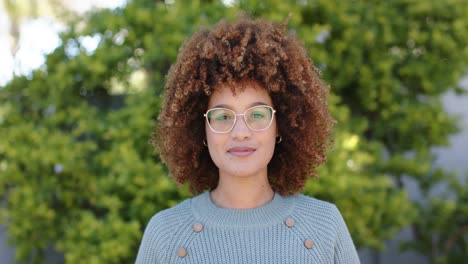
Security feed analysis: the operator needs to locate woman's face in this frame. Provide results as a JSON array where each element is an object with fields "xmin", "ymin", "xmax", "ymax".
[{"xmin": 205, "ymin": 81, "xmax": 277, "ymax": 179}]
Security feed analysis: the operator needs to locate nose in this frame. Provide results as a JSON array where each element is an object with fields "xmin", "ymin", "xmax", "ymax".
[{"xmin": 230, "ymin": 115, "xmax": 251, "ymax": 140}]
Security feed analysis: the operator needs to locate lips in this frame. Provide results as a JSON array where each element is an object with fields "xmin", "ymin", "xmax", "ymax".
[{"xmin": 227, "ymin": 146, "xmax": 256, "ymax": 157}]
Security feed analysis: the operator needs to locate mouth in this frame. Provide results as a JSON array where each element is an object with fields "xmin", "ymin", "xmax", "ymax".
[{"xmin": 227, "ymin": 147, "xmax": 256, "ymax": 157}]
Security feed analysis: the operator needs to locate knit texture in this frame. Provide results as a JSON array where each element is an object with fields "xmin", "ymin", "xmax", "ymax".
[{"xmin": 135, "ymin": 192, "xmax": 360, "ymax": 263}]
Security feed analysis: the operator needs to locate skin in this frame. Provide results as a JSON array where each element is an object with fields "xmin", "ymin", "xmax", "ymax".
[{"xmin": 206, "ymin": 81, "xmax": 278, "ymax": 209}]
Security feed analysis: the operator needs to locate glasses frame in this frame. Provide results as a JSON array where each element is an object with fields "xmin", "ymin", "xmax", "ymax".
[{"xmin": 204, "ymin": 105, "xmax": 276, "ymax": 134}]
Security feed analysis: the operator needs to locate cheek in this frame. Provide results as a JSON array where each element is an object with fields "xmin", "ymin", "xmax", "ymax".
[
  {"xmin": 268, "ymin": 121, "xmax": 278, "ymax": 143},
  {"xmin": 264, "ymin": 133, "xmax": 277, "ymax": 155},
  {"xmin": 264, "ymin": 123, "xmax": 278, "ymax": 155},
  {"xmin": 205, "ymin": 124, "xmax": 218, "ymax": 147},
  {"xmin": 205, "ymin": 127, "xmax": 225, "ymax": 164}
]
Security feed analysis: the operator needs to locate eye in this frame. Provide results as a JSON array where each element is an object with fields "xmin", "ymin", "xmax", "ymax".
[
  {"xmin": 209, "ymin": 109, "xmax": 234, "ymax": 121},
  {"xmin": 250, "ymin": 111, "xmax": 266, "ymax": 119},
  {"xmin": 215, "ymin": 113, "xmax": 232, "ymax": 121}
]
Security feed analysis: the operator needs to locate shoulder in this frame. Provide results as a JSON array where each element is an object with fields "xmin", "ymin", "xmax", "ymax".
[
  {"xmin": 144, "ymin": 197, "xmax": 193, "ymax": 236},
  {"xmin": 292, "ymin": 194, "xmax": 360, "ymax": 263},
  {"xmin": 136, "ymin": 196, "xmax": 196, "ymax": 263},
  {"xmin": 292, "ymin": 194, "xmax": 346, "ymax": 232},
  {"xmin": 139, "ymin": 197, "xmax": 195, "ymax": 249},
  {"xmin": 294, "ymin": 194, "xmax": 340, "ymax": 215}
]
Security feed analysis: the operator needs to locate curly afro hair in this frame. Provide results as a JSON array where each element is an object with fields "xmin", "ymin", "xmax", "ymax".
[{"xmin": 152, "ymin": 16, "xmax": 334, "ymax": 196}]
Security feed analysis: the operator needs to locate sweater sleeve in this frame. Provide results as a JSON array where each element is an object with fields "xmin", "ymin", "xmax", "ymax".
[
  {"xmin": 135, "ymin": 215, "xmax": 164, "ymax": 264},
  {"xmin": 332, "ymin": 205, "xmax": 361, "ymax": 264},
  {"xmin": 135, "ymin": 200, "xmax": 193, "ymax": 263}
]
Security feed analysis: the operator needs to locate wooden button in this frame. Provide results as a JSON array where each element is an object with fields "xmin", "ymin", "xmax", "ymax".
[
  {"xmin": 304, "ymin": 239, "xmax": 314, "ymax": 249},
  {"xmin": 177, "ymin": 247, "xmax": 187, "ymax": 257},
  {"xmin": 285, "ymin": 217, "xmax": 295, "ymax": 228},
  {"xmin": 193, "ymin": 223, "xmax": 204, "ymax": 233}
]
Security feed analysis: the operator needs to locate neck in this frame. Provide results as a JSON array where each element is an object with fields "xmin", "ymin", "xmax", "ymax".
[{"xmin": 210, "ymin": 172, "xmax": 274, "ymax": 209}]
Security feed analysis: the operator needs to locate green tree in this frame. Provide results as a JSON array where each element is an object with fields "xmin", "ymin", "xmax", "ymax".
[
  {"xmin": 288, "ymin": 1, "xmax": 468, "ymax": 262},
  {"xmin": 0, "ymin": 0, "xmax": 467, "ymax": 263}
]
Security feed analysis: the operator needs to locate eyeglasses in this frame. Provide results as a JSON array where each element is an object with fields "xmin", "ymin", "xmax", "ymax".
[{"xmin": 204, "ymin": 105, "xmax": 276, "ymax": 133}]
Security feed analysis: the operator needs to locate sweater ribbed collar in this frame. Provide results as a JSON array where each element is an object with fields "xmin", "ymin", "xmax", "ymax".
[{"xmin": 191, "ymin": 191, "xmax": 296, "ymax": 229}]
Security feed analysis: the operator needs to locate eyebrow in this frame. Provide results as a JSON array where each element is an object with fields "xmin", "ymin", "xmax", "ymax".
[{"xmin": 212, "ymin": 102, "xmax": 269, "ymax": 109}]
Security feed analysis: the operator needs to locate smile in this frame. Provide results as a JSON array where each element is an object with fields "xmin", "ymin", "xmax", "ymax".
[{"xmin": 227, "ymin": 147, "xmax": 256, "ymax": 157}]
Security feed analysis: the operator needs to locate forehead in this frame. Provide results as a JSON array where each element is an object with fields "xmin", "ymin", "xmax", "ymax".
[{"xmin": 208, "ymin": 81, "xmax": 273, "ymax": 109}]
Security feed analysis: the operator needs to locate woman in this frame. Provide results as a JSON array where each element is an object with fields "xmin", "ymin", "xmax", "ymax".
[{"xmin": 136, "ymin": 16, "xmax": 360, "ymax": 263}]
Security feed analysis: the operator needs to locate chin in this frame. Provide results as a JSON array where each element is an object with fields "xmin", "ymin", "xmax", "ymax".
[{"xmin": 223, "ymin": 164, "xmax": 266, "ymax": 178}]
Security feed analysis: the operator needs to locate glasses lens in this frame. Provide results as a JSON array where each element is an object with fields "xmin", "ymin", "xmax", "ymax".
[
  {"xmin": 206, "ymin": 108, "xmax": 235, "ymax": 133},
  {"xmin": 245, "ymin": 106, "xmax": 273, "ymax": 131}
]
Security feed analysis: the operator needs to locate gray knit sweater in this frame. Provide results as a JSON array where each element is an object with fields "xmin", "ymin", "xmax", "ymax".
[{"xmin": 135, "ymin": 192, "xmax": 360, "ymax": 263}]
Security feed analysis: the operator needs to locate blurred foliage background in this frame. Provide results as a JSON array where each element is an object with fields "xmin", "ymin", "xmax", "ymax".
[{"xmin": 0, "ymin": 0, "xmax": 467, "ymax": 263}]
